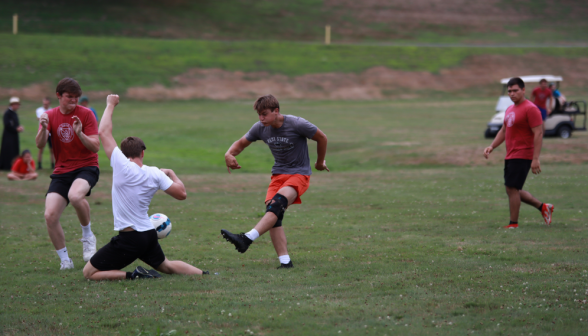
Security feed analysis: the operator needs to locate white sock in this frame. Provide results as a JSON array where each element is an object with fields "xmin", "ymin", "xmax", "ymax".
[
  {"xmin": 56, "ymin": 247, "xmax": 70, "ymax": 262},
  {"xmin": 81, "ymin": 222, "xmax": 93, "ymax": 238},
  {"xmin": 244, "ymin": 229, "xmax": 259, "ymax": 241},
  {"xmin": 278, "ymin": 255, "xmax": 291, "ymax": 264}
]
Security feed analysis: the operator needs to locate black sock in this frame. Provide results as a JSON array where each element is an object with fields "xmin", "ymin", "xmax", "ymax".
[
  {"xmin": 509, "ymin": 221, "xmax": 518, "ymax": 225},
  {"xmin": 537, "ymin": 203, "xmax": 543, "ymax": 211},
  {"xmin": 126, "ymin": 272, "xmax": 133, "ymax": 279}
]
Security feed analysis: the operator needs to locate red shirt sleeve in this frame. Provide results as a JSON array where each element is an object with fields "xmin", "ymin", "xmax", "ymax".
[
  {"xmin": 527, "ymin": 104, "xmax": 543, "ymax": 128},
  {"xmin": 83, "ymin": 110, "xmax": 99, "ymax": 136}
]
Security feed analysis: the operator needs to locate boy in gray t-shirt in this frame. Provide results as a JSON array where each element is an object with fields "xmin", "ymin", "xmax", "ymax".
[{"xmin": 221, "ymin": 94, "xmax": 329, "ymax": 269}]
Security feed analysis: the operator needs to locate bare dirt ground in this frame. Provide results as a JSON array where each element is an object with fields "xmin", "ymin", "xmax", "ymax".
[{"xmin": 126, "ymin": 54, "xmax": 588, "ymax": 101}]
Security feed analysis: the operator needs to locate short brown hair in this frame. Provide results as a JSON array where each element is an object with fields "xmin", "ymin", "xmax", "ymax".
[
  {"xmin": 56, "ymin": 78, "xmax": 82, "ymax": 97},
  {"xmin": 253, "ymin": 94, "xmax": 280, "ymax": 113},
  {"xmin": 121, "ymin": 137, "xmax": 146, "ymax": 158}
]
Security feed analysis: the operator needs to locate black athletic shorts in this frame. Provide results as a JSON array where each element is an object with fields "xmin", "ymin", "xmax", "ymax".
[
  {"xmin": 47, "ymin": 166, "xmax": 100, "ymax": 203},
  {"xmin": 47, "ymin": 135, "xmax": 53, "ymax": 148},
  {"xmin": 90, "ymin": 229, "xmax": 165, "ymax": 271},
  {"xmin": 504, "ymin": 159, "xmax": 532, "ymax": 190}
]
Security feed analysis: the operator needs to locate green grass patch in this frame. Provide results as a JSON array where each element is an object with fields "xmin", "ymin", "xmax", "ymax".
[
  {"xmin": 3, "ymin": 33, "xmax": 588, "ymax": 93},
  {"xmin": 1, "ymin": 99, "xmax": 588, "ymax": 334}
]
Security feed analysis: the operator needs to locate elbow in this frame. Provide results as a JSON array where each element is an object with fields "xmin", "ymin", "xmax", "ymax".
[{"xmin": 177, "ymin": 191, "xmax": 187, "ymax": 201}]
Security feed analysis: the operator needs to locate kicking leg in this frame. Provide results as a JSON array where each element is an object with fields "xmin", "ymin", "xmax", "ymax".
[
  {"xmin": 156, "ymin": 258, "xmax": 204, "ymax": 275},
  {"xmin": 68, "ymin": 178, "xmax": 97, "ymax": 261},
  {"xmin": 520, "ymin": 189, "xmax": 541, "ymax": 208},
  {"xmin": 521, "ymin": 189, "xmax": 554, "ymax": 225}
]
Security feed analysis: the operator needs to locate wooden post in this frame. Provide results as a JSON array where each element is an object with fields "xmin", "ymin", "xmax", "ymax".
[
  {"xmin": 13, "ymin": 14, "xmax": 18, "ymax": 35},
  {"xmin": 325, "ymin": 25, "xmax": 331, "ymax": 45}
]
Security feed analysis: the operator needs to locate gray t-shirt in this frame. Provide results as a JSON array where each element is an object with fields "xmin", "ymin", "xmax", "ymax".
[{"xmin": 245, "ymin": 115, "xmax": 318, "ymax": 175}]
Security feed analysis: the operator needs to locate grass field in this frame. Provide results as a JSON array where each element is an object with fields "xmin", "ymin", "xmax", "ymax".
[
  {"xmin": 1, "ymin": 99, "xmax": 587, "ymax": 335},
  {"xmin": 3, "ymin": 33, "xmax": 588, "ymax": 94}
]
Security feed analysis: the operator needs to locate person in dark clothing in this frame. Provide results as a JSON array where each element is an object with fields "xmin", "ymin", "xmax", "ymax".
[{"xmin": 0, "ymin": 97, "xmax": 24, "ymax": 170}]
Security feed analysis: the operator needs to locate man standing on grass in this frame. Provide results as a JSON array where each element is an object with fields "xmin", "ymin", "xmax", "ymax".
[
  {"xmin": 530, "ymin": 79, "xmax": 553, "ymax": 122},
  {"xmin": 36, "ymin": 78, "xmax": 100, "ymax": 270},
  {"xmin": 36, "ymin": 97, "xmax": 54, "ymax": 170},
  {"xmin": 83, "ymin": 94, "xmax": 206, "ymax": 280},
  {"xmin": 221, "ymin": 94, "xmax": 329, "ymax": 269},
  {"xmin": 484, "ymin": 77, "xmax": 554, "ymax": 229}
]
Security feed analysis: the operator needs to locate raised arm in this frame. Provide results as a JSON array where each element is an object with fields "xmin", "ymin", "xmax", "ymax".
[
  {"xmin": 530, "ymin": 124, "xmax": 543, "ymax": 174},
  {"xmin": 224, "ymin": 136, "xmax": 252, "ymax": 173},
  {"xmin": 36, "ymin": 113, "xmax": 49, "ymax": 149},
  {"xmin": 483, "ymin": 125, "xmax": 505, "ymax": 159},
  {"xmin": 98, "ymin": 94, "xmax": 120, "ymax": 160},
  {"xmin": 160, "ymin": 169, "xmax": 187, "ymax": 200},
  {"xmin": 311, "ymin": 128, "xmax": 329, "ymax": 171}
]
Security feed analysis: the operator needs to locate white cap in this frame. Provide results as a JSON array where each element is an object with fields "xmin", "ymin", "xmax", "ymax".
[{"xmin": 9, "ymin": 97, "xmax": 20, "ymax": 104}]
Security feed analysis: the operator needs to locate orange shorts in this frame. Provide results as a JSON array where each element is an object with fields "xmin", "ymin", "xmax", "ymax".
[{"xmin": 265, "ymin": 174, "xmax": 310, "ymax": 205}]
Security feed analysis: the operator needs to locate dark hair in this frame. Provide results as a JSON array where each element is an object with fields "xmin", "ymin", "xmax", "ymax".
[
  {"xmin": 56, "ymin": 78, "xmax": 82, "ymax": 97},
  {"xmin": 21, "ymin": 149, "xmax": 31, "ymax": 157},
  {"xmin": 539, "ymin": 78, "xmax": 547, "ymax": 84},
  {"xmin": 253, "ymin": 94, "xmax": 280, "ymax": 113},
  {"xmin": 507, "ymin": 77, "xmax": 525, "ymax": 89},
  {"xmin": 121, "ymin": 137, "xmax": 146, "ymax": 158}
]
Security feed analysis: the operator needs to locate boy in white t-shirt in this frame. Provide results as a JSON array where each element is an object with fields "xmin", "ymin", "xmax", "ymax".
[
  {"xmin": 35, "ymin": 97, "xmax": 54, "ymax": 169},
  {"xmin": 83, "ymin": 94, "xmax": 206, "ymax": 280}
]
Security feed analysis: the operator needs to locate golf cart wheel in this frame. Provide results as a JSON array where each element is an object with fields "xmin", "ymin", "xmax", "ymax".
[{"xmin": 557, "ymin": 125, "xmax": 572, "ymax": 139}]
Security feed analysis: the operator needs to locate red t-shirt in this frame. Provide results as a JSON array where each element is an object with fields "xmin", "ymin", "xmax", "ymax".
[
  {"xmin": 11, "ymin": 158, "xmax": 36, "ymax": 174},
  {"xmin": 39, "ymin": 106, "xmax": 99, "ymax": 174},
  {"xmin": 531, "ymin": 87, "xmax": 552, "ymax": 109},
  {"xmin": 504, "ymin": 99, "xmax": 543, "ymax": 160}
]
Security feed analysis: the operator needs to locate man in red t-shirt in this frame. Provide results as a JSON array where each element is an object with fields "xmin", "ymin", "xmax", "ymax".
[
  {"xmin": 36, "ymin": 78, "xmax": 101, "ymax": 270},
  {"xmin": 484, "ymin": 77, "xmax": 554, "ymax": 229},
  {"xmin": 530, "ymin": 79, "xmax": 553, "ymax": 122}
]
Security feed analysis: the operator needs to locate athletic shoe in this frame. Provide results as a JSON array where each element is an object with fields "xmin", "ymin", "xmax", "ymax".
[
  {"xmin": 277, "ymin": 261, "xmax": 294, "ymax": 269},
  {"xmin": 503, "ymin": 224, "xmax": 518, "ymax": 229},
  {"xmin": 220, "ymin": 229, "xmax": 252, "ymax": 253},
  {"xmin": 80, "ymin": 234, "xmax": 97, "ymax": 262},
  {"xmin": 131, "ymin": 266, "xmax": 159, "ymax": 279},
  {"xmin": 60, "ymin": 258, "xmax": 74, "ymax": 270},
  {"xmin": 202, "ymin": 271, "xmax": 210, "ymax": 275},
  {"xmin": 541, "ymin": 203, "xmax": 554, "ymax": 225}
]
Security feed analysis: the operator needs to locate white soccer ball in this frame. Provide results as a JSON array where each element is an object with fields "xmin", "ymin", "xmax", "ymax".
[{"xmin": 150, "ymin": 213, "xmax": 172, "ymax": 239}]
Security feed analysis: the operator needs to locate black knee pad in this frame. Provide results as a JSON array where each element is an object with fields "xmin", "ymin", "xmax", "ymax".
[{"xmin": 267, "ymin": 193, "xmax": 288, "ymax": 227}]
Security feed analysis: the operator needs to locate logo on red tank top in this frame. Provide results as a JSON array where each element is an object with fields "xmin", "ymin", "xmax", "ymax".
[
  {"xmin": 505, "ymin": 112, "xmax": 516, "ymax": 127},
  {"xmin": 57, "ymin": 123, "xmax": 75, "ymax": 143}
]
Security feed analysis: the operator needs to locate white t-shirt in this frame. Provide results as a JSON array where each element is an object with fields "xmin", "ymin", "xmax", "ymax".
[
  {"xmin": 36, "ymin": 106, "xmax": 49, "ymax": 119},
  {"xmin": 110, "ymin": 147, "xmax": 174, "ymax": 232}
]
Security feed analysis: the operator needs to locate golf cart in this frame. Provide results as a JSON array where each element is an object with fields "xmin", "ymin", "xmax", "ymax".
[{"xmin": 484, "ymin": 75, "xmax": 586, "ymax": 139}]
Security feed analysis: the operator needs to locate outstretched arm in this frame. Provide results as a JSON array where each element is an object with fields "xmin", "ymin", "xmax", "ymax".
[
  {"xmin": 483, "ymin": 125, "xmax": 506, "ymax": 159},
  {"xmin": 225, "ymin": 136, "xmax": 252, "ymax": 173},
  {"xmin": 311, "ymin": 128, "xmax": 329, "ymax": 171},
  {"xmin": 98, "ymin": 95, "xmax": 120, "ymax": 160}
]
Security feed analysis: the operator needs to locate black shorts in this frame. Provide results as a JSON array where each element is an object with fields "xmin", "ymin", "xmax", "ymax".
[
  {"xmin": 47, "ymin": 166, "xmax": 100, "ymax": 203},
  {"xmin": 90, "ymin": 230, "xmax": 165, "ymax": 271},
  {"xmin": 504, "ymin": 159, "xmax": 532, "ymax": 190},
  {"xmin": 47, "ymin": 135, "xmax": 53, "ymax": 148}
]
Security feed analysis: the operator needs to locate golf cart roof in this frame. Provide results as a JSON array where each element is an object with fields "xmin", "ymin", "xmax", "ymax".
[{"xmin": 500, "ymin": 75, "xmax": 563, "ymax": 85}]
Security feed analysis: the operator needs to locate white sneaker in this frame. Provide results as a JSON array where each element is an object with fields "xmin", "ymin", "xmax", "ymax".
[
  {"xmin": 81, "ymin": 234, "xmax": 97, "ymax": 262},
  {"xmin": 60, "ymin": 258, "xmax": 74, "ymax": 270}
]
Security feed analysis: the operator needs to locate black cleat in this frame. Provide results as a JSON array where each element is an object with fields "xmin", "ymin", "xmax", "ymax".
[
  {"xmin": 202, "ymin": 271, "xmax": 210, "ymax": 275},
  {"xmin": 220, "ymin": 229, "xmax": 252, "ymax": 253},
  {"xmin": 277, "ymin": 261, "xmax": 294, "ymax": 269},
  {"xmin": 131, "ymin": 266, "xmax": 160, "ymax": 279}
]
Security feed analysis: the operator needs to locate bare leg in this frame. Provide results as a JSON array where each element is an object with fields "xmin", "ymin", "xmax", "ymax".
[
  {"xmin": 506, "ymin": 186, "xmax": 521, "ymax": 222},
  {"xmin": 23, "ymin": 172, "xmax": 38, "ymax": 180},
  {"xmin": 520, "ymin": 189, "xmax": 541, "ymax": 208},
  {"xmin": 68, "ymin": 179, "xmax": 92, "ymax": 226},
  {"xmin": 7, "ymin": 172, "xmax": 23, "ymax": 180},
  {"xmin": 45, "ymin": 193, "xmax": 69, "ymax": 250},
  {"xmin": 269, "ymin": 227, "xmax": 288, "ymax": 257},
  {"xmin": 83, "ymin": 262, "xmax": 126, "ymax": 280},
  {"xmin": 156, "ymin": 258, "xmax": 203, "ymax": 275}
]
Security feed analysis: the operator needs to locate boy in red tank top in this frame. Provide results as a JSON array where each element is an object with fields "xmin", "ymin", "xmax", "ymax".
[
  {"xmin": 484, "ymin": 77, "xmax": 554, "ymax": 229},
  {"xmin": 36, "ymin": 78, "xmax": 101, "ymax": 270}
]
